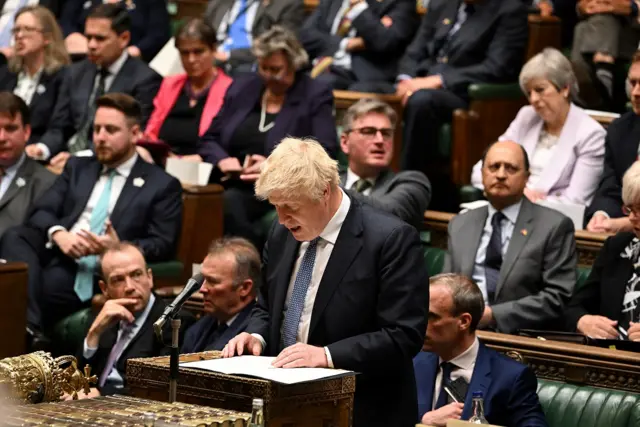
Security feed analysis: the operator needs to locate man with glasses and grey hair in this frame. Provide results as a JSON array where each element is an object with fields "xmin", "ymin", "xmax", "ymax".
[{"xmin": 339, "ymin": 97, "xmax": 431, "ymax": 227}]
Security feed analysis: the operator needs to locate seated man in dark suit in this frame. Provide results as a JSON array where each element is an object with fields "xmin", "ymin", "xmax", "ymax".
[
  {"xmin": 31, "ymin": 3, "xmax": 162, "ymax": 166},
  {"xmin": 0, "ymin": 93, "xmax": 182, "ymax": 345},
  {"xmin": 223, "ymin": 137, "xmax": 429, "ymax": 427},
  {"xmin": 300, "ymin": 0, "xmax": 418, "ymax": 90},
  {"xmin": 586, "ymin": 51, "xmax": 640, "ymax": 234},
  {"xmin": 356, "ymin": 0, "xmax": 528, "ymax": 175},
  {"xmin": 181, "ymin": 237, "xmax": 259, "ymax": 354},
  {"xmin": 443, "ymin": 140, "xmax": 577, "ymax": 334},
  {"xmin": 0, "ymin": 92, "xmax": 55, "ymax": 238},
  {"xmin": 80, "ymin": 242, "xmax": 190, "ymax": 397},
  {"xmin": 60, "ymin": 0, "xmax": 170, "ymax": 62},
  {"xmin": 339, "ymin": 97, "xmax": 431, "ymax": 227},
  {"xmin": 415, "ymin": 273, "xmax": 548, "ymax": 427}
]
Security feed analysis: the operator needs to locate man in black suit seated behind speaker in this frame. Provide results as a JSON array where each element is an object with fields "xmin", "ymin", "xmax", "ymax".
[
  {"xmin": 0, "ymin": 93, "xmax": 182, "ymax": 348},
  {"xmin": 181, "ymin": 237, "xmax": 259, "ymax": 354}
]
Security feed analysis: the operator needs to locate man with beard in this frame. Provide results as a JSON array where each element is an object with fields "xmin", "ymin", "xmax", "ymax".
[
  {"xmin": 0, "ymin": 93, "xmax": 182, "ymax": 347},
  {"xmin": 442, "ymin": 140, "xmax": 577, "ymax": 334}
]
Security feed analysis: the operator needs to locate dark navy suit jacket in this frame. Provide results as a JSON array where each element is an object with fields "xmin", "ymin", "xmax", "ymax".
[
  {"xmin": 26, "ymin": 155, "xmax": 182, "ymax": 262},
  {"xmin": 181, "ymin": 301, "xmax": 255, "ymax": 354},
  {"xmin": 59, "ymin": 0, "xmax": 170, "ymax": 62},
  {"xmin": 246, "ymin": 198, "xmax": 430, "ymax": 427},
  {"xmin": 196, "ymin": 72, "xmax": 338, "ymax": 167},
  {"xmin": 586, "ymin": 112, "xmax": 640, "ymax": 222},
  {"xmin": 0, "ymin": 65, "xmax": 67, "ymax": 145},
  {"xmin": 414, "ymin": 342, "xmax": 548, "ymax": 427}
]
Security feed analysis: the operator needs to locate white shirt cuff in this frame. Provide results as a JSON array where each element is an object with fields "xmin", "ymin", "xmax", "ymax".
[
  {"xmin": 324, "ymin": 346, "xmax": 334, "ymax": 368},
  {"xmin": 397, "ymin": 74, "xmax": 412, "ymax": 82},
  {"xmin": 346, "ymin": 2, "xmax": 368, "ymax": 20},
  {"xmin": 83, "ymin": 337, "xmax": 98, "ymax": 359},
  {"xmin": 46, "ymin": 226, "xmax": 67, "ymax": 249},
  {"xmin": 34, "ymin": 143, "xmax": 50, "ymax": 161},
  {"xmin": 335, "ymin": 38, "xmax": 349, "ymax": 59},
  {"xmin": 594, "ymin": 210, "xmax": 611, "ymax": 219},
  {"xmin": 251, "ymin": 333, "xmax": 266, "ymax": 354}
]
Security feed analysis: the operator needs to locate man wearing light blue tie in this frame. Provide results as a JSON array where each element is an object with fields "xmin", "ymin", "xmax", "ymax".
[{"xmin": 0, "ymin": 92, "xmax": 182, "ymax": 347}]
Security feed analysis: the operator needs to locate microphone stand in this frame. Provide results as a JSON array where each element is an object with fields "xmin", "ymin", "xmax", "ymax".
[{"xmin": 169, "ymin": 317, "xmax": 181, "ymax": 403}]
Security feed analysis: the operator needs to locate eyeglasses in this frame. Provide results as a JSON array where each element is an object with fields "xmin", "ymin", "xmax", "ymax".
[
  {"xmin": 347, "ymin": 127, "xmax": 394, "ymax": 140},
  {"xmin": 11, "ymin": 25, "xmax": 43, "ymax": 36},
  {"xmin": 622, "ymin": 205, "xmax": 640, "ymax": 216}
]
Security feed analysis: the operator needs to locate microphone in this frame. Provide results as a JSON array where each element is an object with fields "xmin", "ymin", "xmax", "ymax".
[{"xmin": 154, "ymin": 273, "xmax": 205, "ymax": 339}]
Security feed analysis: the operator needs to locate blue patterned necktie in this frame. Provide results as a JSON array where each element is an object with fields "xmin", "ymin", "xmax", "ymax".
[
  {"xmin": 434, "ymin": 362, "xmax": 455, "ymax": 410},
  {"xmin": 484, "ymin": 211, "xmax": 505, "ymax": 303},
  {"xmin": 73, "ymin": 169, "xmax": 117, "ymax": 302},
  {"xmin": 282, "ymin": 237, "xmax": 320, "ymax": 349}
]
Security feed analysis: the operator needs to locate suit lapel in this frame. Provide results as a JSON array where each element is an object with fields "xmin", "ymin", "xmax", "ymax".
[
  {"xmin": 371, "ymin": 169, "xmax": 393, "ymax": 195},
  {"xmin": 270, "ymin": 234, "xmax": 300, "ymax": 350},
  {"xmin": 327, "ymin": 0, "xmax": 346, "ymax": 30},
  {"xmin": 108, "ymin": 58, "xmax": 132, "ymax": 94},
  {"xmin": 213, "ymin": 301, "xmax": 255, "ymax": 350},
  {"xmin": 447, "ymin": 0, "xmax": 497, "ymax": 59},
  {"xmin": 460, "ymin": 207, "xmax": 488, "ymax": 277},
  {"xmin": 70, "ymin": 160, "xmax": 102, "ymax": 223},
  {"xmin": 267, "ymin": 77, "xmax": 303, "ymax": 149},
  {"xmin": 0, "ymin": 158, "xmax": 32, "ymax": 211},
  {"xmin": 534, "ymin": 104, "xmax": 580, "ymax": 194},
  {"xmin": 308, "ymin": 201, "xmax": 363, "ymax": 339},
  {"xmin": 431, "ymin": 0, "xmax": 461, "ymax": 55},
  {"xmin": 29, "ymin": 71, "xmax": 50, "ymax": 108},
  {"xmin": 497, "ymin": 199, "xmax": 535, "ymax": 297},
  {"xmin": 462, "ymin": 343, "xmax": 492, "ymax": 420},
  {"xmin": 110, "ymin": 157, "xmax": 148, "ymax": 228}
]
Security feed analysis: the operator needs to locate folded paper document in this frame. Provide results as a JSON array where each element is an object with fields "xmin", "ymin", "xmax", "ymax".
[{"xmin": 181, "ymin": 355, "xmax": 354, "ymax": 385}]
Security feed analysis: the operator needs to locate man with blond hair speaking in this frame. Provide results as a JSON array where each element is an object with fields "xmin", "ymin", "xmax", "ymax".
[{"xmin": 223, "ymin": 137, "xmax": 429, "ymax": 427}]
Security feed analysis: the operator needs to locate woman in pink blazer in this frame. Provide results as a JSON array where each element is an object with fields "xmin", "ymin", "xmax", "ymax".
[
  {"xmin": 142, "ymin": 18, "xmax": 233, "ymax": 157},
  {"xmin": 471, "ymin": 48, "xmax": 606, "ymax": 207}
]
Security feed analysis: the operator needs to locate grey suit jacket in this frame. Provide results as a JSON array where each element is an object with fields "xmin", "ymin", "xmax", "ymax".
[
  {"xmin": 204, "ymin": 0, "xmax": 304, "ymax": 67},
  {"xmin": 443, "ymin": 198, "xmax": 577, "ymax": 334},
  {"xmin": 340, "ymin": 168, "xmax": 431, "ymax": 227},
  {"xmin": 0, "ymin": 157, "xmax": 56, "ymax": 237}
]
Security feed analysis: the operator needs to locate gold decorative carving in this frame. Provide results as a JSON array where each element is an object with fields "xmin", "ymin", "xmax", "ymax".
[
  {"xmin": 505, "ymin": 351, "xmax": 525, "ymax": 363},
  {"xmin": 0, "ymin": 352, "xmax": 96, "ymax": 404}
]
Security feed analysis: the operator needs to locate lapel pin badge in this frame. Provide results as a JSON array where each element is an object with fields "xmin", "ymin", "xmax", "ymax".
[
  {"xmin": 83, "ymin": 0, "xmax": 92, "ymax": 9},
  {"xmin": 36, "ymin": 84, "xmax": 45, "ymax": 94},
  {"xmin": 443, "ymin": 18, "xmax": 451, "ymax": 25},
  {"xmin": 16, "ymin": 177, "xmax": 26, "ymax": 187},
  {"xmin": 133, "ymin": 177, "xmax": 145, "ymax": 187},
  {"xmin": 520, "ymin": 229, "xmax": 528, "ymax": 236}
]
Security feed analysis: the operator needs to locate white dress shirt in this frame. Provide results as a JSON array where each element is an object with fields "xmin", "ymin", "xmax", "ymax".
[
  {"xmin": 432, "ymin": 337, "xmax": 480, "ymax": 410},
  {"xmin": 253, "ymin": 188, "xmax": 351, "ymax": 367},
  {"xmin": 471, "ymin": 200, "xmax": 523, "ymax": 304},
  {"xmin": 13, "ymin": 67, "xmax": 43, "ymax": 105},
  {"xmin": 330, "ymin": 0, "xmax": 368, "ymax": 70},
  {"xmin": 528, "ymin": 131, "xmax": 559, "ymax": 190},
  {"xmin": 47, "ymin": 153, "xmax": 139, "ymax": 244},
  {"xmin": 345, "ymin": 168, "xmax": 375, "ymax": 196},
  {"xmin": 0, "ymin": 153, "xmax": 25, "ymax": 200},
  {"xmin": 34, "ymin": 52, "xmax": 129, "ymax": 161},
  {"xmin": 83, "ymin": 294, "xmax": 156, "ymax": 390}
]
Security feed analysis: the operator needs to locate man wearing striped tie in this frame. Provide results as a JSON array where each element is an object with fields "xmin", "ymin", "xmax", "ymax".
[
  {"xmin": 0, "ymin": 92, "xmax": 182, "ymax": 349},
  {"xmin": 223, "ymin": 137, "xmax": 429, "ymax": 427}
]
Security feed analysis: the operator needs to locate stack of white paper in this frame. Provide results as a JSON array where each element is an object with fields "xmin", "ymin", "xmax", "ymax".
[
  {"xmin": 165, "ymin": 157, "xmax": 212, "ymax": 186},
  {"xmin": 181, "ymin": 356, "xmax": 354, "ymax": 385}
]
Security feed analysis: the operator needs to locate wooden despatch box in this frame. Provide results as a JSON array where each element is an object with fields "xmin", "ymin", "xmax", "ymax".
[{"xmin": 127, "ymin": 351, "xmax": 356, "ymax": 427}]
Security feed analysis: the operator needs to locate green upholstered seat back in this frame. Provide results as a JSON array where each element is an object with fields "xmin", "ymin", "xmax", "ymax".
[
  {"xmin": 576, "ymin": 266, "xmax": 591, "ymax": 292},
  {"xmin": 423, "ymin": 246, "xmax": 446, "ymax": 278},
  {"xmin": 438, "ymin": 123, "xmax": 452, "ymax": 159},
  {"xmin": 149, "ymin": 261, "xmax": 184, "ymax": 279},
  {"xmin": 537, "ymin": 380, "xmax": 640, "ymax": 427}
]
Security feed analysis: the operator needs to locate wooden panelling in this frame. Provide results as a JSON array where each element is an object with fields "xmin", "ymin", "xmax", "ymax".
[
  {"xmin": 0, "ymin": 262, "xmax": 28, "ymax": 358},
  {"xmin": 423, "ymin": 210, "xmax": 608, "ymax": 267}
]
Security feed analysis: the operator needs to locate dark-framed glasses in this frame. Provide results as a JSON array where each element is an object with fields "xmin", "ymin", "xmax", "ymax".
[
  {"xmin": 11, "ymin": 25, "xmax": 43, "ymax": 36},
  {"xmin": 623, "ymin": 205, "xmax": 640, "ymax": 216},
  {"xmin": 348, "ymin": 126, "xmax": 394, "ymax": 140}
]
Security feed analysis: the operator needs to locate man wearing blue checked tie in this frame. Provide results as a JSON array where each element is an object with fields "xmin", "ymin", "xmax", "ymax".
[
  {"xmin": 0, "ymin": 93, "xmax": 183, "ymax": 347},
  {"xmin": 223, "ymin": 137, "xmax": 430, "ymax": 427}
]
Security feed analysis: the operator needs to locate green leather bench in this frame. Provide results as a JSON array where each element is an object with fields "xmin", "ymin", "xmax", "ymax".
[{"xmin": 538, "ymin": 380, "xmax": 640, "ymax": 427}]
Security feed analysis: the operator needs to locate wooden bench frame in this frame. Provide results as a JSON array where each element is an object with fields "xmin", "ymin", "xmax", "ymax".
[{"xmin": 0, "ymin": 262, "xmax": 28, "ymax": 358}]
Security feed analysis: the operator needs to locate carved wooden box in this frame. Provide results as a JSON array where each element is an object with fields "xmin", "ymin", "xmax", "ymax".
[{"xmin": 127, "ymin": 352, "xmax": 356, "ymax": 427}]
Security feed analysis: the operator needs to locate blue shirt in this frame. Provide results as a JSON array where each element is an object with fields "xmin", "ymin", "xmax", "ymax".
[{"xmin": 0, "ymin": 153, "xmax": 26, "ymax": 201}]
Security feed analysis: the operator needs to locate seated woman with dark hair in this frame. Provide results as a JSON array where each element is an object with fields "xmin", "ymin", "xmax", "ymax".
[
  {"xmin": 565, "ymin": 160, "xmax": 640, "ymax": 342},
  {"xmin": 190, "ymin": 26, "xmax": 338, "ymax": 247},
  {"xmin": 140, "ymin": 18, "xmax": 232, "ymax": 159},
  {"xmin": 0, "ymin": 5, "xmax": 70, "ymax": 161}
]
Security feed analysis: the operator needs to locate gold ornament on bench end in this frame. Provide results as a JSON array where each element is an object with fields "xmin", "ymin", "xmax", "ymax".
[{"xmin": 0, "ymin": 351, "xmax": 97, "ymax": 404}]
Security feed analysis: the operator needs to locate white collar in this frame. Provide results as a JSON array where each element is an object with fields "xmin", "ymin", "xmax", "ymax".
[
  {"xmin": 345, "ymin": 168, "xmax": 376, "ymax": 190},
  {"xmin": 317, "ymin": 187, "xmax": 351, "ymax": 246},
  {"xmin": 101, "ymin": 51, "xmax": 129, "ymax": 77},
  {"xmin": 18, "ymin": 67, "xmax": 43, "ymax": 81},
  {"xmin": 488, "ymin": 198, "xmax": 523, "ymax": 225},
  {"xmin": 3, "ymin": 153, "xmax": 26, "ymax": 176},
  {"xmin": 102, "ymin": 152, "xmax": 138, "ymax": 178},
  {"xmin": 440, "ymin": 337, "xmax": 479, "ymax": 371}
]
